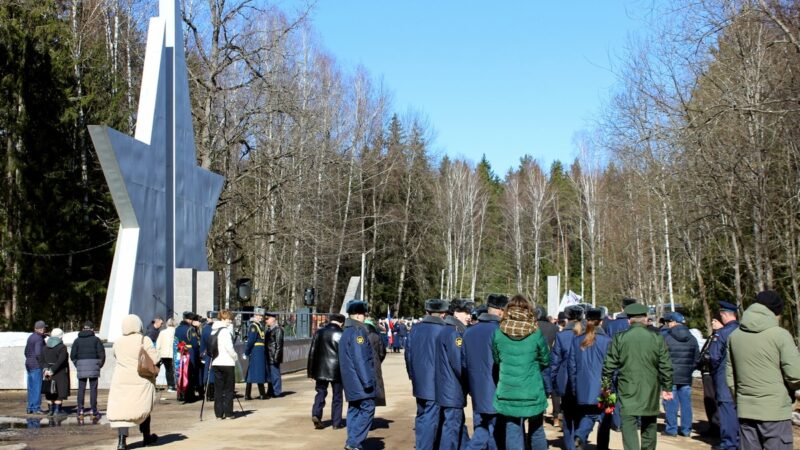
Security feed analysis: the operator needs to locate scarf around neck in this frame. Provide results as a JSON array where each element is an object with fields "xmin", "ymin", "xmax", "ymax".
[{"xmin": 499, "ymin": 306, "xmax": 538, "ymax": 340}]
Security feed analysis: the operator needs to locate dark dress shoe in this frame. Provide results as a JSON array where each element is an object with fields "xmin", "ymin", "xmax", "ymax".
[
  {"xmin": 143, "ymin": 433, "xmax": 158, "ymax": 446},
  {"xmin": 117, "ymin": 435, "xmax": 128, "ymax": 450},
  {"xmin": 312, "ymin": 416, "xmax": 324, "ymax": 429}
]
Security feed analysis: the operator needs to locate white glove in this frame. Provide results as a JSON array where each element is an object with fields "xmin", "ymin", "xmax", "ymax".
[{"xmin": 242, "ymin": 354, "xmax": 248, "ymax": 360}]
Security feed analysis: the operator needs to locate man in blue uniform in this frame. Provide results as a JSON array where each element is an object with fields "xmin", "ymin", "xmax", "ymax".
[
  {"xmin": 406, "ymin": 298, "xmax": 449, "ymax": 450},
  {"xmin": 463, "ymin": 294, "xmax": 507, "ymax": 450},
  {"xmin": 339, "ymin": 300, "xmax": 377, "ymax": 450},
  {"xmin": 708, "ymin": 301, "xmax": 739, "ymax": 450},
  {"xmin": 396, "ymin": 320, "xmax": 409, "ymax": 349},
  {"xmin": 552, "ymin": 305, "xmax": 584, "ymax": 450},
  {"xmin": 244, "ymin": 308, "xmax": 268, "ymax": 400},
  {"xmin": 437, "ymin": 299, "xmax": 474, "ymax": 450},
  {"xmin": 200, "ymin": 312, "xmax": 218, "ymax": 401},
  {"xmin": 174, "ymin": 311, "xmax": 200, "ymax": 402}
]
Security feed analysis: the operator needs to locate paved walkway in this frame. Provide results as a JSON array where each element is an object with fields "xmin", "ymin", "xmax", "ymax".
[{"xmin": 0, "ymin": 352, "xmax": 763, "ymax": 449}]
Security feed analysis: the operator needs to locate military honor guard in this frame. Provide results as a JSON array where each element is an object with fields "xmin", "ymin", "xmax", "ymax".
[
  {"xmin": 339, "ymin": 300, "xmax": 378, "ymax": 450},
  {"xmin": 406, "ymin": 298, "xmax": 449, "ymax": 450},
  {"xmin": 602, "ymin": 302, "xmax": 673, "ymax": 450},
  {"xmin": 708, "ymin": 301, "xmax": 739, "ymax": 450},
  {"xmin": 436, "ymin": 299, "xmax": 474, "ymax": 450},
  {"xmin": 244, "ymin": 307, "xmax": 268, "ymax": 400},
  {"xmin": 174, "ymin": 311, "xmax": 200, "ymax": 402},
  {"xmin": 308, "ymin": 313, "xmax": 346, "ymax": 430},
  {"xmin": 265, "ymin": 311, "xmax": 284, "ymax": 398},
  {"xmin": 462, "ymin": 294, "xmax": 507, "ymax": 450}
]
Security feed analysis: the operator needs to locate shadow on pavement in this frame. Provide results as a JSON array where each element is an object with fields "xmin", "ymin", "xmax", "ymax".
[
  {"xmin": 371, "ymin": 417, "xmax": 394, "ymax": 430},
  {"xmin": 128, "ymin": 433, "xmax": 187, "ymax": 448},
  {"xmin": 363, "ymin": 436, "xmax": 385, "ymax": 449}
]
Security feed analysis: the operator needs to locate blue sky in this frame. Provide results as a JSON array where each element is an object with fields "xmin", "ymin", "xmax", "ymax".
[{"xmin": 284, "ymin": 1, "xmax": 652, "ymax": 176}]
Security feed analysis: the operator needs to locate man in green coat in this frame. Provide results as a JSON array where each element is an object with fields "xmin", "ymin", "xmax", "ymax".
[
  {"xmin": 602, "ymin": 303, "xmax": 673, "ymax": 450},
  {"xmin": 726, "ymin": 290, "xmax": 800, "ymax": 450}
]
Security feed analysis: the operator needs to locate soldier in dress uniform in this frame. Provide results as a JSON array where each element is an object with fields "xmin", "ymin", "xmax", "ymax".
[
  {"xmin": 406, "ymin": 298, "xmax": 449, "ymax": 450},
  {"xmin": 244, "ymin": 308, "xmax": 268, "ymax": 400},
  {"xmin": 436, "ymin": 299, "xmax": 474, "ymax": 450},
  {"xmin": 708, "ymin": 301, "xmax": 739, "ymax": 450},
  {"xmin": 174, "ymin": 311, "xmax": 200, "ymax": 402},
  {"xmin": 265, "ymin": 312, "xmax": 284, "ymax": 398},
  {"xmin": 600, "ymin": 297, "xmax": 634, "ymax": 431},
  {"xmin": 602, "ymin": 302, "xmax": 673, "ymax": 450},
  {"xmin": 339, "ymin": 300, "xmax": 377, "ymax": 450},
  {"xmin": 462, "ymin": 294, "xmax": 507, "ymax": 450}
]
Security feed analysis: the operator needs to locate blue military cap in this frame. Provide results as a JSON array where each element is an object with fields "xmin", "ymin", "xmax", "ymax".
[
  {"xmin": 425, "ymin": 298, "xmax": 450, "ymax": 313},
  {"xmin": 486, "ymin": 294, "xmax": 509, "ymax": 309},
  {"xmin": 207, "ymin": 310, "xmax": 219, "ymax": 319},
  {"xmin": 472, "ymin": 304, "xmax": 488, "ymax": 318},
  {"xmin": 718, "ymin": 301, "xmax": 738, "ymax": 312},
  {"xmin": 346, "ymin": 300, "xmax": 369, "ymax": 315},
  {"xmin": 265, "ymin": 311, "xmax": 279, "ymax": 318}
]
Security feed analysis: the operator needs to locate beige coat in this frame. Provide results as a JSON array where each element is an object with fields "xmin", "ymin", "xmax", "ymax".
[
  {"xmin": 156, "ymin": 324, "xmax": 176, "ymax": 359},
  {"xmin": 108, "ymin": 315, "xmax": 160, "ymax": 428}
]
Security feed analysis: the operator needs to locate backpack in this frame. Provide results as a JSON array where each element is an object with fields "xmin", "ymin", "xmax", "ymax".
[{"xmin": 208, "ymin": 329, "xmax": 223, "ymax": 359}]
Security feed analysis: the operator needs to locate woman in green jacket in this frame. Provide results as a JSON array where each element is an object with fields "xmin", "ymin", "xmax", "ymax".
[{"xmin": 492, "ymin": 294, "xmax": 551, "ymax": 450}]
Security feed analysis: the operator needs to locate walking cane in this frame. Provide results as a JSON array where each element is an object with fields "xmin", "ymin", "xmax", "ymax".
[{"xmin": 199, "ymin": 362, "xmax": 213, "ymax": 420}]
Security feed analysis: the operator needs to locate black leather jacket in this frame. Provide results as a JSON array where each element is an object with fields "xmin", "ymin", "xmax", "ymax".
[
  {"xmin": 267, "ymin": 325, "xmax": 284, "ymax": 364},
  {"xmin": 307, "ymin": 322, "xmax": 343, "ymax": 382}
]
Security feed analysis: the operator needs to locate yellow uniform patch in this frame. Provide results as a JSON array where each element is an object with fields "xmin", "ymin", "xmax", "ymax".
[
  {"xmin": 356, "ymin": 336, "xmax": 365, "ymax": 344},
  {"xmin": 455, "ymin": 337, "xmax": 463, "ymax": 347}
]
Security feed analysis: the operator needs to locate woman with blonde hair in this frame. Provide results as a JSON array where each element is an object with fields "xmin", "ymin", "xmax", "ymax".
[
  {"xmin": 107, "ymin": 314, "xmax": 160, "ymax": 450},
  {"xmin": 492, "ymin": 294, "xmax": 550, "ymax": 450},
  {"xmin": 568, "ymin": 308, "xmax": 612, "ymax": 450}
]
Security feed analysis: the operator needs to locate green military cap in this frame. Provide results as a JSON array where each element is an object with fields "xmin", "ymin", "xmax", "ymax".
[{"xmin": 623, "ymin": 302, "xmax": 649, "ymax": 317}]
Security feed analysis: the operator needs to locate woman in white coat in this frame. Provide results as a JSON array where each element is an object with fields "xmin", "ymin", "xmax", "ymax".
[
  {"xmin": 107, "ymin": 314, "xmax": 160, "ymax": 449},
  {"xmin": 211, "ymin": 309, "xmax": 238, "ymax": 419}
]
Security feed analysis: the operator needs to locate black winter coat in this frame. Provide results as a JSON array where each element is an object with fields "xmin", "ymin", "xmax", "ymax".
[
  {"xmin": 365, "ymin": 321, "xmax": 386, "ymax": 406},
  {"xmin": 267, "ymin": 325, "xmax": 284, "ymax": 364},
  {"xmin": 70, "ymin": 330, "xmax": 106, "ymax": 379},
  {"xmin": 39, "ymin": 341, "xmax": 70, "ymax": 400},
  {"xmin": 307, "ymin": 322, "xmax": 343, "ymax": 382},
  {"xmin": 664, "ymin": 324, "xmax": 700, "ymax": 385},
  {"xmin": 537, "ymin": 320, "xmax": 559, "ymax": 349}
]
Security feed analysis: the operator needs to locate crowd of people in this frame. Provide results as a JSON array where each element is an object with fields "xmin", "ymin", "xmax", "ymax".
[
  {"xmin": 21, "ymin": 308, "xmax": 286, "ymax": 449},
  {"xmin": 20, "ymin": 289, "xmax": 800, "ymax": 450},
  {"xmin": 308, "ymin": 292, "xmax": 800, "ymax": 450}
]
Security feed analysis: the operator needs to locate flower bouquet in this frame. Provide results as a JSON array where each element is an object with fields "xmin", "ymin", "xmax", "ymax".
[{"xmin": 597, "ymin": 377, "xmax": 617, "ymax": 414}]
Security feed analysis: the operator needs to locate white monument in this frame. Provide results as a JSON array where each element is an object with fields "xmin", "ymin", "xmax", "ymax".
[{"xmin": 89, "ymin": 0, "xmax": 224, "ymax": 340}]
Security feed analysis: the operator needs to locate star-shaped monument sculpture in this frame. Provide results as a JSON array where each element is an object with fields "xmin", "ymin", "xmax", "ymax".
[{"xmin": 90, "ymin": 0, "xmax": 224, "ymax": 340}]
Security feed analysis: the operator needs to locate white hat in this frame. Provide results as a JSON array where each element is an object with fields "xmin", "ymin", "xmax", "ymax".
[{"xmin": 50, "ymin": 328, "xmax": 64, "ymax": 339}]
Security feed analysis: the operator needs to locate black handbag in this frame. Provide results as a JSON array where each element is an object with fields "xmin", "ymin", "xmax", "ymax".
[{"xmin": 41, "ymin": 377, "xmax": 57, "ymax": 396}]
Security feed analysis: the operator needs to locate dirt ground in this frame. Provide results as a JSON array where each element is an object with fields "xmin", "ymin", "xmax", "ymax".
[{"xmin": 0, "ymin": 353, "xmax": 798, "ymax": 449}]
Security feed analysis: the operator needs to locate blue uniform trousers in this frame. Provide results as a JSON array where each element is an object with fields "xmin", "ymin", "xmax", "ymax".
[
  {"xmin": 267, "ymin": 363, "xmax": 282, "ymax": 396},
  {"xmin": 574, "ymin": 405, "xmax": 611, "ymax": 449},
  {"xmin": 346, "ymin": 398, "xmax": 375, "ymax": 449},
  {"xmin": 501, "ymin": 414, "xmax": 547, "ymax": 450},
  {"xmin": 717, "ymin": 401, "xmax": 739, "ymax": 450},
  {"xmin": 561, "ymin": 395, "xmax": 578, "ymax": 450},
  {"xmin": 26, "ymin": 368, "xmax": 43, "ymax": 413},
  {"xmin": 465, "ymin": 412, "xmax": 498, "ymax": 450},
  {"xmin": 439, "ymin": 407, "xmax": 469, "ymax": 450},
  {"xmin": 416, "ymin": 399, "xmax": 441, "ymax": 450},
  {"xmin": 312, "ymin": 379, "xmax": 343, "ymax": 427}
]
